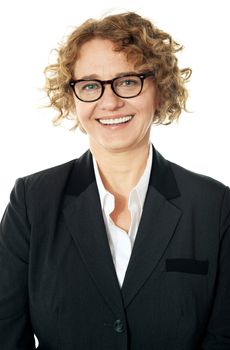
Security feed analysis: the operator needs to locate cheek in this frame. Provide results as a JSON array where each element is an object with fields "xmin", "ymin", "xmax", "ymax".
[
  {"xmin": 136, "ymin": 87, "xmax": 158, "ymax": 116},
  {"xmin": 75, "ymin": 101, "xmax": 93, "ymax": 124},
  {"xmin": 137, "ymin": 99, "xmax": 156, "ymax": 119}
]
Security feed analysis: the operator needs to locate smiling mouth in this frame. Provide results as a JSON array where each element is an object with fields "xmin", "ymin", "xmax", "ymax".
[{"xmin": 98, "ymin": 115, "xmax": 134, "ymax": 125}]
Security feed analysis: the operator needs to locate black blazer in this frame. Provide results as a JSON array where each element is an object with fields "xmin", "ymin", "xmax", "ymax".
[{"xmin": 0, "ymin": 146, "xmax": 230, "ymax": 349}]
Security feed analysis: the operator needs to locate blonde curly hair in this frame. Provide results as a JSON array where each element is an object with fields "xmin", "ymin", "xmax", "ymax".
[{"xmin": 44, "ymin": 12, "xmax": 192, "ymax": 131}]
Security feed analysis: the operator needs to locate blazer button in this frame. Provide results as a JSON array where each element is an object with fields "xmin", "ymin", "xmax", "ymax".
[{"xmin": 113, "ymin": 319, "xmax": 125, "ymax": 333}]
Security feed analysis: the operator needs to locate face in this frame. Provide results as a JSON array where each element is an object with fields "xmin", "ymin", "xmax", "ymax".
[{"xmin": 73, "ymin": 38, "xmax": 158, "ymax": 154}]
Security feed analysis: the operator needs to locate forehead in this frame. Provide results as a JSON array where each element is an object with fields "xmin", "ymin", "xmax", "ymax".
[{"xmin": 73, "ymin": 38, "xmax": 135, "ymax": 78}]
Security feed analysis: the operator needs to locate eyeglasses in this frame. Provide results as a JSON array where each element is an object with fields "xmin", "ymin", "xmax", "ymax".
[{"xmin": 69, "ymin": 71, "xmax": 154, "ymax": 102}]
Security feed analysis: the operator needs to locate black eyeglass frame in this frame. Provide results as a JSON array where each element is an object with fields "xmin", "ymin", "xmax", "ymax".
[{"xmin": 69, "ymin": 71, "xmax": 154, "ymax": 102}]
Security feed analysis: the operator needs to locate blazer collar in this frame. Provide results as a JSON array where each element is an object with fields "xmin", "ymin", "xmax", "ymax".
[
  {"xmin": 150, "ymin": 146, "xmax": 180, "ymax": 199},
  {"xmin": 66, "ymin": 145, "xmax": 180, "ymax": 200}
]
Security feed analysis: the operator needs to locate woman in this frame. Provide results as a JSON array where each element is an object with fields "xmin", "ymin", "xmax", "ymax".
[{"xmin": 0, "ymin": 12, "xmax": 229, "ymax": 349}]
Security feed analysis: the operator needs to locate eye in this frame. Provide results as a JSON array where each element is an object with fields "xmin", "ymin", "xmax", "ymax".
[
  {"xmin": 116, "ymin": 77, "xmax": 139, "ymax": 88},
  {"xmin": 82, "ymin": 82, "xmax": 100, "ymax": 91},
  {"xmin": 78, "ymin": 81, "xmax": 101, "ymax": 92}
]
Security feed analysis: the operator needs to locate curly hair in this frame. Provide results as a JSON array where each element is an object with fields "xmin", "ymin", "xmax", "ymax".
[{"xmin": 44, "ymin": 12, "xmax": 192, "ymax": 130}]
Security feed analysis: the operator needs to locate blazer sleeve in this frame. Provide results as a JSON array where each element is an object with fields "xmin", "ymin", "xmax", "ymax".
[
  {"xmin": 202, "ymin": 186, "xmax": 230, "ymax": 349},
  {"xmin": 0, "ymin": 178, "xmax": 35, "ymax": 349}
]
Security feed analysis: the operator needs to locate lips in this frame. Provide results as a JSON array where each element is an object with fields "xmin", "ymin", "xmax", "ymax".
[{"xmin": 97, "ymin": 115, "xmax": 134, "ymax": 125}]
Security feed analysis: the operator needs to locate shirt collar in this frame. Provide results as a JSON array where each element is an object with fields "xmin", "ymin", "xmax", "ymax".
[{"xmin": 92, "ymin": 144, "xmax": 153, "ymax": 212}]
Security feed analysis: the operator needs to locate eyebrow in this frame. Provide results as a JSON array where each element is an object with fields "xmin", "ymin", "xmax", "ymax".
[{"xmin": 77, "ymin": 71, "xmax": 141, "ymax": 80}]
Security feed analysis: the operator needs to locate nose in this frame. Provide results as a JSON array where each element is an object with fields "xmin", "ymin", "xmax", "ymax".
[{"xmin": 98, "ymin": 84, "xmax": 125, "ymax": 110}]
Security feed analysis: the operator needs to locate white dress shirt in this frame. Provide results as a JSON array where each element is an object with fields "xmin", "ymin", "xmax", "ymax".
[{"xmin": 92, "ymin": 144, "xmax": 153, "ymax": 287}]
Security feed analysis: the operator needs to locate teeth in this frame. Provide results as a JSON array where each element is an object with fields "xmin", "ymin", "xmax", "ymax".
[{"xmin": 99, "ymin": 116, "xmax": 133, "ymax": 125}]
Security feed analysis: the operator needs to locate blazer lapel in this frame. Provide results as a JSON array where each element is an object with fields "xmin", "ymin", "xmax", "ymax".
[
  {"xmin": 62, "ymin": 151, "xmax": 124, "ymax": 316},
  {"xmin": 61, "ymin": 147, "xmax": 182, "ymax": 313},
  {"xmin": 122, "ymin": 147, "xmax": 182, "ymax": 308}
]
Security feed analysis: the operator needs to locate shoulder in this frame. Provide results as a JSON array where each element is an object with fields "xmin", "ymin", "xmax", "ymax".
[
  {"xmin": 152, "ymin": 146, "xmax": 228, "ymax": 203},
  {"xmin": 22, "ymin": 158, "xmax": 76, "ymax": 192},
  {"xmin": 18, "ymin": 149, "xmax": 93, "ymax": 199},
  {"xmin": 169, "ymin": 159, "xmax": 229, "ymax": 205},
  {"xmin": 170, "ymin": 159, "xmax": 226, "ymax": 189},
  {"xmin": 9, "ymin": 158, "xmax": 80, "ymax": 223},
  {"xmin": 15, "ymin": 156, "xmax": 84, "ymax": 207}
]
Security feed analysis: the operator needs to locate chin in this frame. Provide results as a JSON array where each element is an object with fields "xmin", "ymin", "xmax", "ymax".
[{"xmin": 101, "ymin": 139, "xmax": 140, "ymax": 153}]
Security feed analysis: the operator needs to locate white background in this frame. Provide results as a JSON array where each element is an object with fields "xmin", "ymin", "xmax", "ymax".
[{"xmin": 0, "ymin": 0, "xmax": 229, "ymax": 217}]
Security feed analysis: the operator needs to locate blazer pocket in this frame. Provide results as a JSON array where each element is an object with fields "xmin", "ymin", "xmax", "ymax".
[{"xmin": 166, "ymin": 258, "xmax": 209, "ymax": 275}]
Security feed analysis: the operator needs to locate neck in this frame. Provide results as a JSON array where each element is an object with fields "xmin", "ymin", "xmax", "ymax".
[{"xmin": 90, "ymin": 142, "xmax": 151, "ymax": 197}]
